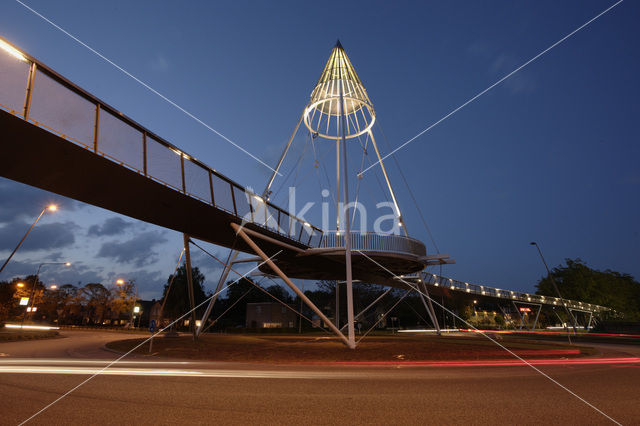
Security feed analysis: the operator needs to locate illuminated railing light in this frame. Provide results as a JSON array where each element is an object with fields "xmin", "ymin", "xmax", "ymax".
[{"xmin": 0, "ymin": 39, "xmax": 28, "ymax": 62}]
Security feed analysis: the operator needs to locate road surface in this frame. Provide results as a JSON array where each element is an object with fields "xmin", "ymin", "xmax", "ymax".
[{"xmin": 0, "ymin": 330, "xmax": 638, "ymax": 425}]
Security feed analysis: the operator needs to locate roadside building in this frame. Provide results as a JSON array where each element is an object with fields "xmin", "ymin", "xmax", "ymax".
[{"xmin": 246, "ymin": 302, "xmax": 297, "ymax": 329}]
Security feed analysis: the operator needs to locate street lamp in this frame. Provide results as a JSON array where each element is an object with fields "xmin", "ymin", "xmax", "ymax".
[
  {"xmin": 0, "ymin": 204, "xmax": 59, "ymax": 274},
  {"xmin": 529, "ymin": 242, "xmax": 577, "ymax": 333},
  {"xmin": 17, "ymin": 282, "xmax": 24, "ymax": 288},
  {"xmin": 21, "ymin": 261, "xmax": 71, "ymax": 327}
]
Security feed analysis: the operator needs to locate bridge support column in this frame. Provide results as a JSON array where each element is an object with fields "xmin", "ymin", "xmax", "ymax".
[
  {"xmin": 183, "ymin": 234, "xmax": 197, "ymax": 340},
  {"xmin": 231, "ymin": 223, "xmax": 353, "ymax": 348},
  {"xmin": 513, "ymin": 301, "xmax": 525, "ymax": 330},
  {"xmin": 532, "ymin": 304, "xmax": 542, "ymax": 330},
  {"xmin": 196, "ymin": 249, "xmax": 240, "ymax": 337},
  {"xmin": 340, "ymin": 287, "xmax": 393, "ymax": 333},
  {"xmin": 417, "ymin": 280, "xmax": 441, "ymax": 335}
]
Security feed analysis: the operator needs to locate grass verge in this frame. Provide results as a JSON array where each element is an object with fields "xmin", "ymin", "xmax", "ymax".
[{"xmin": 105, "ymin": 333, "xmax": 595, "ymax": 364}]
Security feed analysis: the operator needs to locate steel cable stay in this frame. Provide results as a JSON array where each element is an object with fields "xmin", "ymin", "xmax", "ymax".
[
  {"xmin": 198, "ymin": 283, "xmax": 256, "ymax": 334},
  {"xmin": 402, "ymin": 298, "xmax": 431, "ymax": 327},
  {"xmin": 375, "ymin": 120, "xmax": 440, "ymax": 253},
  {"xmin": 270, "ymin": 135, "xmax": 311, "ymax": 202},
  {"xmin": 356, "ymin": 290, "xmax": 412, "ymax": 344},
  {"xmin": 338, "ymin": 286, "xmax": 393, "ymax": 333},
  {"xmin": 263, "ymin": 275, "xmax": 337, "ymax": 337},
  {"xmin": 309, "ymin": 130, "xmax": 338, "ymax": 209},
  {"xmin": 189, "ymin": 239, "xmax": 335, "ymax": 337},
  {"xmin": 156, "ymin": 247, "xmax": 186, "ymax": 327}
]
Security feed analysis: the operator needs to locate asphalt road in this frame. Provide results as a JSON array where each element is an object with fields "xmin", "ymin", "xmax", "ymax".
[{"xmin": 0, "ymin": 331, "xmax": 638, "ymax": 425}]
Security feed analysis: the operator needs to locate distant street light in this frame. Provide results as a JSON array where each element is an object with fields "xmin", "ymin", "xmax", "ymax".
[
  {"xmin": 21, "ymin": 261, "xmax": 71, "ymax": 328},
  {"xmin": 17, "ymin": 282, "xmax": 24, "ymax": 288},
  {"xmin": 49, "ymin": 284, "xmax": 58, "ymax": 290},
  {"xmin": 117, "ymin": 279, "xmax": 138, "ymax": 328},
  {"xmin": 529, "ymin": 242, "xmax": 577, "ymax": 333},
  {"xmin": 0, "ymin": 204, "xmax": 59, "ymax": 275}
]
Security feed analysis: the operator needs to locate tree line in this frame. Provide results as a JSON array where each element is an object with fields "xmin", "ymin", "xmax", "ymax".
[{"xmin": 0, "ymin": 276, "xmax": 137, "ymax": 325}]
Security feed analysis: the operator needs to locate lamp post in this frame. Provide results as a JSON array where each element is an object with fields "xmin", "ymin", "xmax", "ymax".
[
  {"xmin": 0, "ymin": 204, "xmax": 58, "ymax": 275},
  {"xmin": 529, "ymin": 242, "xmax": 577, "ymax": 333},
  {"xmin": 21, "ymin": 261, "xmax": 71, "ymax": 328}
]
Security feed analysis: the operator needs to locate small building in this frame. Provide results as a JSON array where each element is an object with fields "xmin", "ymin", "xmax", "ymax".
[{"xmin": 246, "ymin": 302, "xmax": 297, "ymax": 329}]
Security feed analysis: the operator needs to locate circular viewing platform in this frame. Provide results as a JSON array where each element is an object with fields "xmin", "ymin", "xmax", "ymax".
[
  {"xmin": 261, "ymin": 231, "xmax": 428, "ymax": 285},
  {"xmin": 318, "ymin": 231, "xmax": 426, "ymax": 258}
]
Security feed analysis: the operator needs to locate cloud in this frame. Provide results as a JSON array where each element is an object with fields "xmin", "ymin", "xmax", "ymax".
[
  {"xmin": 467, "ymin": 43, "xmax": 536, "ymax": 95},
  {"xmin": 0, "ymin": 220, "xmax": 77, "ymax": 253},
  {"xmin": 0, "ymin": 178, "xmax": 81, "ymax": 224},
  {"xmin": 87, "ymin": 217, "xmax": 134, "ymax": 237},
  {"xmin": 124, "ymin": 269, "xmax": 165, "ymax": 300},
  {"xmin": 189, "ymin": 248, "xmax": 224, "ymax": 281},
  {"xmin": 96, "ymin": 231, "xmax": 168, "ymax": 267},
  {"xmin": 149, "ymin": 53, "xmax": 169, "ymax": 72},
  {"xmin": 489, "ymin": 53, "xmax": 536, "ymax": 94},
  {"xmin": 0, "ymin": 258, "xmax": 103, "ymax": 286}
]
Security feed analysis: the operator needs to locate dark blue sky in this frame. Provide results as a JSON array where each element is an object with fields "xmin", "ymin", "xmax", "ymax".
[{"xmin": 0, "ymin": 0, "xmax": 638, "ymax": 298}]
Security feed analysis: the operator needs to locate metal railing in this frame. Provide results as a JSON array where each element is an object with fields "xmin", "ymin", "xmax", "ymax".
[
  {"xmin": 418, "ymin": 272, "xmax": 609, "ymax": 313},
  {"xmin": 0, "ymin": 37, "xmax": 322, "ymax": 246},
  {"xmin": 319, "ymin": 231, "xmax": 426, "ymax": 258}
]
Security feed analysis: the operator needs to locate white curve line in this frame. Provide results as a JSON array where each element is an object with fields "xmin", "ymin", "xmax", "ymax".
[
  {"xmin": 360, "ymin": 0, "xmax": 624, "ymax": 176},
  {"xmin": 14, "ymin": 0, "xmax": 280, "ymax": 176}
]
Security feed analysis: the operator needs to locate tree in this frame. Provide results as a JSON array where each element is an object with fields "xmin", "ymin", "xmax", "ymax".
[
  {"xmin": 535, "ymin": 258, "xmax": 640, "ymax": 321},
  {"xmin": 108, "ymin": 281, "xmax": 136, "ymax": 324},
  {"xmin": 55, "ymin": 284, "xmax": 82, "ymax": 324},
  {"xmin": 161, "ymin": 265, "xmax": 208, "ymax": 320},
  {"xmin": 80, "ymin": 283, "xmax": 111, "ymax": 324}
]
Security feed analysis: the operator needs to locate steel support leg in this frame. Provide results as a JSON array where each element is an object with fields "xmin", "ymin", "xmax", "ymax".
[
  {"xmin": 183, "ymin": 234, "xmax": 197, "ymax": 340},
  {"xmin": 231, "ymin": 223, "xmax": 352, "ymax": 347},
  {"xmin": 532, "ymin": 304, "xmax": 542, "ymax": 330},
  {"xmin": 340, "ymin": 287, "xmax": 393, "ymax": 332},
  {"xmin": 196, "ymin": 249, "xmax": 240, "ymax": 337},
  {"xmin": 418, "ymin": 281, "xmax": 441, "ymax": 335},
  {"xmin": 335, "ymin": 281, "xmax": 340, "ymax": 328},
  {"xmin": 513, "ymin": 302, "xmax": 525, "ymax": 330}
]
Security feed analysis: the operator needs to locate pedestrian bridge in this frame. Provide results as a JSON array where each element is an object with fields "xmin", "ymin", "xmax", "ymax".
[
  {"xmin": 0, "ymin": 37, "xmax": 609, "ymax": 344},
  {"xmin": 398, "ymin": 272, "xmax": 609, "ymax": 314},
  {"xmin": 0, "ymin": 37, "xmax": 430, "ymax": 283}
]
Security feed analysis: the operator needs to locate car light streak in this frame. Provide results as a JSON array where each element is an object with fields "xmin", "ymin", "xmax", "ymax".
[
  {"xmin": 0, "ymin": 365, "xmax": 361, "ymax": 379},
  {"xmin": 308, "ymin": 357, "xmax": 640, "ymax": 368},
  {"xmin": 4, "ymin": 324, "xmax": 60, "ymax": 330},
  {"xmin": 458, "ymin": 329, "xmax": 640, "ymax": 338}
]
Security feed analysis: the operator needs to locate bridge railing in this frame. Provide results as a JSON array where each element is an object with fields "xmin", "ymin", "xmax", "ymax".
[
  {"xmin": 420, "ymin": 273, "xmax": 609, "ymax": 313},
  {"xmin": 0, "ymin": 38, "xmax": 322, "ymax": 246}
]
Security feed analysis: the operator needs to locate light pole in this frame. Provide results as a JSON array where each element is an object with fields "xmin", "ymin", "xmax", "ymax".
[
  {"xmin": 21, "ymin": 261, "xmax": 71, "ymax": 327},
  {"xmin": 0, "ymin": 204, "xmax": 58, "ymax": 275},
  {"xmin": 530, "ymin": 242, "xmax": 578, "ymax": 333}
]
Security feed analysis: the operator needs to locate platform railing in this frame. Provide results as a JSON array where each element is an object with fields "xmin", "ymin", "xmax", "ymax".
[
  {"xmin": 0, "ymin": 37, "xmax": 322, "ymax": 246},
  {"xmin": 319, "ymin": 230, "xmax": 427, "ymax": 258}
]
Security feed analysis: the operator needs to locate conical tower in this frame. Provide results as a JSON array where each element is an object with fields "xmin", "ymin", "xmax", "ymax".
[{"xmin": 304, "ymin": 40, "xmax": 375, "ymax": 140}]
